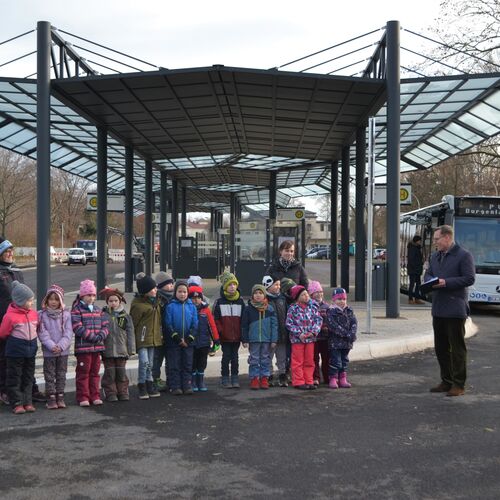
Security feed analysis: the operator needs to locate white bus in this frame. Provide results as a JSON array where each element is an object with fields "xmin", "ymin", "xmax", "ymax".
[{"xmin": 400, "ymin": 195, "xmax": 500, "ymax": 304}]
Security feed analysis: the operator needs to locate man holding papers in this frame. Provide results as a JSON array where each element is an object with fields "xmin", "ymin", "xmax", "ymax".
[{"xmin": 424, "ymin": 225, "xmax": 475, "ymax": 397}]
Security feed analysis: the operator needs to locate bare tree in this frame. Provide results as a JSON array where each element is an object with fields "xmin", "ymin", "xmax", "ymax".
[
  {"xmin": 415, "ymin": 0, "xmax": 500, "ymax": 74},
  {"xmin": 0, "ymin": 150, "xmax": 36, "ymax": 237},
  {"xmin": 50, "ymin": 168, "xmax": 91, "ymax": 245}
]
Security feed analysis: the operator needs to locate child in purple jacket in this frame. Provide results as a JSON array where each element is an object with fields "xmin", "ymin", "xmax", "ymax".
[
  {"xmin": 325, "ymin": 288, "xmax": 357, "ymax": 389},
  {"xmin": 38, "ymin": 285, "xmax": 73, "ymax": 409}
]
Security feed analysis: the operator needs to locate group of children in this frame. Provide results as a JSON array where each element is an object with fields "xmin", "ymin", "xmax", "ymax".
[{"xmin": 0, "ymin": 269, "xmax": 357, "ymax": 414}]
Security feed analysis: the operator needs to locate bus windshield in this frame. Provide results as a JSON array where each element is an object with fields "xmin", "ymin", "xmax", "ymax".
[
  {"xmin": 76, "ymin": 240, "xmax": 96, "ymax": 250},
  {"xmin": 455, "ymin": 217, "xmax": 500, "ymax": 267}
]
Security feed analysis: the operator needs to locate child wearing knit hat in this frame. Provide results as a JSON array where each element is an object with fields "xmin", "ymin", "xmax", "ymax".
[
  {"xmin": 153, "ymin": 271, "xmax": 175, "ymax": 392},
  {"xmin": 262, "ymin": 275, "xmax": 289, "ymax": 387},
  {"xmin": 101, "ymin": 288, "xmax": 136, "ymax": 402},
  {"xmin": 0, "ymin": 281, "xmax": 38, "ymax": 414},
  {"xmin": 285, "ymin": 285, "xmax": 323, "ymax": 390},
  {"xmin": 212, "ymin": 272, "xmax": 245, "ymax": 388},
  {"xmin": 241, "ymin": 284, "xmax": 278, "ymax": 390},
  {"xmin": 130, "ymin": 275, "xmax": 162, "ymax": 400},
  {"xmin": 189, "ymin": 285, "xmax": 219, "ymax": 392},
  {"xmin": 71, "ymin": 280, "xmax": 109, "ymax": 406},
  {"xmin": 38, "ymin": 284, "xmax": 73, "ymax": 409},
  {"xmin": 325, "ymin": 288, "xmax": 357, "ymax": 389},
  {"xmin": 308, "ymin": 281, "xmax": 330, "ymax": 386}
]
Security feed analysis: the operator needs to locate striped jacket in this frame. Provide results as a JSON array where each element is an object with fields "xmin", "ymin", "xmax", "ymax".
[
  {"xmin": 0, "ymin": 303, "xmax": 38, "ymax": 357},
  {"xmin": 71, "ymin": 301, "xmax": 109, "ymax": 354},
  {"xmin": 285, "ymin": 300, "xmax": 323, "ymax": 344}
]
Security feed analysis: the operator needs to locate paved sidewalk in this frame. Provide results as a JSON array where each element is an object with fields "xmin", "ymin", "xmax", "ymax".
[{"xmin": 34, "ymin": 274, "xmax": 478, "ymax": 392}]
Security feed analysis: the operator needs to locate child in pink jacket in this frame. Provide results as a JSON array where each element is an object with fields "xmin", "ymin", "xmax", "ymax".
[{"xmin": 0, "ymin": 281, "xmax": 38, "ymax": 414}]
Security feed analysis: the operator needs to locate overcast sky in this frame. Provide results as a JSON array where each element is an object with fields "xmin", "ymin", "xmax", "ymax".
[{"xmin": 1, "ymin": 0, "xmax": 443, "ymax": 212}]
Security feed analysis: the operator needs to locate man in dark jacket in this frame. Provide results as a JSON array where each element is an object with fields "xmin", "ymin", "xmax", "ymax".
[
  {"xmin": 424, "ymin": 225, "xmax": 475, "ymax": 397},
  {"xmin": 407, "ymin": 235, "xmax": 424, "ymax": 304},
  {"xmin": 0, "ymin": 237, "xmax": 45, "ymax": 404}
]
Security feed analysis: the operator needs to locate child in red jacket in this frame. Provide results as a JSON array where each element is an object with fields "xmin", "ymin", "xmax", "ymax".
[{"xmin": 0, "ymin": 281, "xmax": 38, "ymax": 414}]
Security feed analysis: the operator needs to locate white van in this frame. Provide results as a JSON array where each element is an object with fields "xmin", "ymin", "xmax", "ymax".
[{"xmin": 67, "ymin": 248, "xmax": 87, "ymax": 266}]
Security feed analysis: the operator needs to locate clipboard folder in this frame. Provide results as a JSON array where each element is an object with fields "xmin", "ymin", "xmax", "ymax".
[{"xmin": 420, "ymin": 277, "xmax": 439, "ymax": 294}]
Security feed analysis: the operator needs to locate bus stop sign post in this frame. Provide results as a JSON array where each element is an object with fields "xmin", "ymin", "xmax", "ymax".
[{"xmin": 363, "ymin": 117, "xmax": 376, "ymax": 335}]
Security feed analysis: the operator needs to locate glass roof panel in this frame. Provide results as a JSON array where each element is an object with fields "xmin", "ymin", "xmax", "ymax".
[
  {"xmin": 457, "ymin": 112, "xmax": 498, "ymax": 136},
  {"xmin": 445, "ymin": 121, "xmax": 484, "ymax": 142},
  {"xmin": 460, "ymin": 77, "xmax": 499, "ymax": 90},
  {"xmin": 468, "ymin": 101, "xmax": 500, "ymax": 126},
  {"xmin": 445, "ymin": 88, "xmax": 484, "ymax": 103},
  {"xmin": 422, "ymin": 80, "xmax": 461, "ymax": 92}
]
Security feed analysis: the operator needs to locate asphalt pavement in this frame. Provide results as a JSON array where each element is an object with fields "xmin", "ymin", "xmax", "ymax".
[{"xmin": 1, "ymin": 307, "xmax": 499, "ymax": 499}]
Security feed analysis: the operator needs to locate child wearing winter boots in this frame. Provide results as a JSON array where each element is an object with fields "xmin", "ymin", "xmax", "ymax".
[
  {"xmin": 308, "ymin": 281, "xmax": 330, "ymax": 386},
  {"xmin": 262, "ymin": 275, "xmax": 289, "ymax": 387},
  {"xmin": 326, "ymin": 288, "xmax": 358, "ymax": 389},
  {"xmin": 71, "ymin": 280, "xmax": 109, "ymax": 407},
  {"xmin": 153, "ymin": 271, "xmax": 175, "ymax": 391},
  {"xmin": 130, "ymin": 274, "xmax": 162, "ymax": 400},
  {"xmin": 101, "ymin": 288, "xmax": 136, "ymax": 402},
  {"xmin": 242, "ymin": 284, "xmax": 278, "ymax": 390},
  {"xmin": 0, "ymin": 281, "xmax": 38, "ymax": 414},
  {"xmin": 285, "ymin": 285, "xmax": 322, "ymax": 391},
  {"xmin": 164, "ymin": 280, "xmax": 198, "ymax": 395},
  {"xmin": 212, "ymin": 272, "xmax": 245, "ymax": 388},
  {"xmin": 38, "ymin": 285, "xmax": 73, "ymax": 409},
  {"xmin": 189, "ymin": 285, "xmax": 219, "ymax": 392}
]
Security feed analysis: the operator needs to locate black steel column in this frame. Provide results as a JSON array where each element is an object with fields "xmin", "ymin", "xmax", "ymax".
[
  {"xmin": 171, "ymin": 180, "xmax": 178, "ymax": 277},
  {"xmin": 96, "ymin": 127, "xmax": 107, "ymax": 292},
  {"xmin": 124, "ymin": 145, "xmax": 134, "ymax": 292},
  {"xmin": 144, "ymin": 160, "xmax": 153, "ymax": 276},
  {"xmin": 166, "ymin": 199, "xmax": 172, "ymax": 268},
  {"xmin": 181, "ymin": 186, "xmax": 187, "ymax": 237},
  {"xmin": 267, "ymin": 172, "xmax": 277, "ymax": 266},
  {"xmin": 160, "ymin": 170, "xmax": 168, "ymax": 271},
  {"xmin": 386, "ymin": 20, "xmax": 401, "ymax": 318},
  {"xmin": 230, "ymin": 193, "xmax": 236, "ymax": 273},
  {"xmin": 210, "ymin": 208, "xmax": 215, "ymax": 234},
  {"xmin": 330, "ymin": 160, "xmax": 339, "ymax": 287},
  {"xmin": 301, "ymin": 218, "xmax": 306, "ymax": 265},
  {"xmin": 36, "ymin": 21, "xmax": 51, "ymax": 308},
  {"xmin": 341, "ymin": 145, "xmax": 350, "ymax": 292},
  {"xmin": 355, "ymin": 126, "xmax": 367, "ymax": 301}
]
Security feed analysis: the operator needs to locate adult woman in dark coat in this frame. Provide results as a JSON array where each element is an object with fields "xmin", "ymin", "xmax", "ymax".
[
  {"xmin": 407, "ymin": 235, "xmax": 424, "ymax": 304},
  {"xmin": 267, "ymin": 240, "xmax": 309, "ymax": 288}
]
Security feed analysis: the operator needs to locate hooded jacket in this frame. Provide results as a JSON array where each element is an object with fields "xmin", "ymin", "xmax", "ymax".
[
  {"xmin": 38, "ymin": 308, "xmax": 73, "ymax": 357},
  {"xmin": 326, "ymin": 305, "xmax": 357, "ymax": 350},
  {"xmin": 129, "ymin": 295, "xmax": 163, "ymax": 349},
  {"xmin": 212, "ymin": 288, "xmax": 245, "ymax": 343},
  {"xmin": 164, "ymin": 298, "xmax": 198, "ymax": 348},
  {"xmin": 285, "ymin": 300, "xmax": 322, "ymax": 344},
  {"xmin": 0, "ymin": 303, "xmax": 38, "ymax": 357},
  {"xmin": 71, "ymin": 301, "xmax": 109, "ymax": 354},
  {"xmin": 241, "ymin": 302, "xmax": 278, "ymax": 344},
  {"xmin": 102, "ymin": 306, "xmax": 136, "ymax": 358},
  {"xmin": 194, "ymin": 301, "xmax": 219, "ymax": 349}
]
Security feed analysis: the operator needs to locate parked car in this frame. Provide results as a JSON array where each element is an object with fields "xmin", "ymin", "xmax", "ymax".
[
  {"xmin": 67, "ymin": 248, "xmax": 87, "ymax": 266},
  {"xmin": 307, "ymin": 248, "xmax": 331, "ymax": 259}
]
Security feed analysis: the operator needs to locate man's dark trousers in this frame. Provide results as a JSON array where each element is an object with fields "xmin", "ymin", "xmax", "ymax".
[{"xmin": 433, "ymin": 317, "xmax": 466, "ymax": 388}]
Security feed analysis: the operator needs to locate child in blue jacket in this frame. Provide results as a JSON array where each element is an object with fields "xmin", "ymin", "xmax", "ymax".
[
  {"xmin": 164, "ymin": 280, "xmax": 198, "ymax": 395},
  {"xmin": 241, "ymin": 284, "xmax": 278, "ymax": 390}
]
